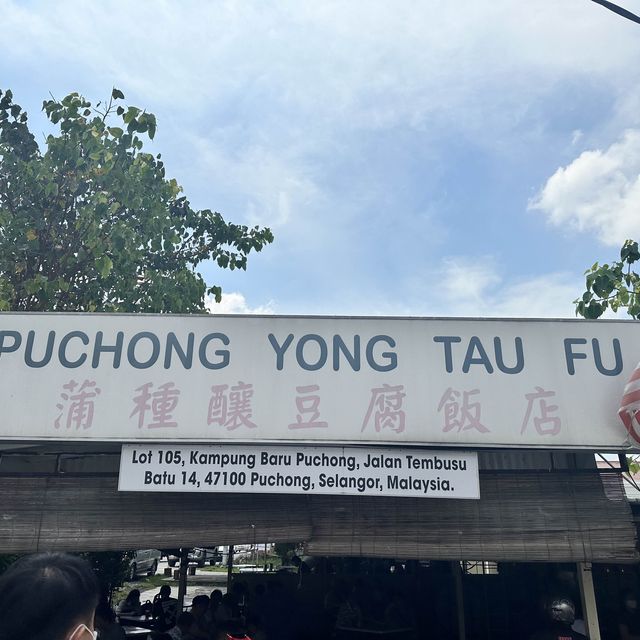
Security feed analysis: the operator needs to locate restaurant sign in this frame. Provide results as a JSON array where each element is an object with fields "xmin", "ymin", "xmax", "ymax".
[
  {"xmin": 0, "ymin": 313, "xmax": 638, "ymax": 449},
  {"xmin": 118, "ymin": 444, "xmax": 480, "ymax": 499}
]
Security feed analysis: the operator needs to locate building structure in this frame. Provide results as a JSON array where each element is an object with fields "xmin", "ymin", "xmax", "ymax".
[{"xmin": 0, "ymin": 313, "xmax": 638, "ymax": 639}]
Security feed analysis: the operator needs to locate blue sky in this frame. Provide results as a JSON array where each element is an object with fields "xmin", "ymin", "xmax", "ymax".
[{"xmin": 2, "ymin": 0, "xmax": 640, "ymax": 317}]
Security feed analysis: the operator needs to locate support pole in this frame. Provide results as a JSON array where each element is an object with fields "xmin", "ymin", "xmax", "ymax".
[
  {"xmin": 227, "ymin": 544, "xmax": 234, "ymax": 592},
  {"xmin": 451, "ymin": 561, "xmax": 466, "ymax": 640},
  {"xmin": 177, "ymin": 548, "xmax": 189, "ymax": 613},
  {"xmin": 577, "ymin": 561, "xmax": 601, "ymax": 640}
]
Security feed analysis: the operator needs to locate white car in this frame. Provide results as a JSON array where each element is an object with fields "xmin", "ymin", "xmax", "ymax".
[{"xmin": 128, "ymin": 549, "xmax": 161, "ymax": 580}]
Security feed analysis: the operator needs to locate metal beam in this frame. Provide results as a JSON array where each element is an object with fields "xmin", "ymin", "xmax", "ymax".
[
  {"xmin": 451, "ymin": 561, "xmax": 466, "ymax": 640},
  {"xmin": 177, "ymin": 548, "xmax": 189, "ymax": 613},
  {"xmin": 577, "ymin": 561, "xmax": 601, "ymax": 640}
]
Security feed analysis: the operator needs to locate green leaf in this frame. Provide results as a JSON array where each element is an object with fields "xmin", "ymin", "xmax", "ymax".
[
  {"xmin": 0, "ymin": 88, "xmax": 274, "ymax": 313},
  {"xmin": 44, "ymin": 182, "xmax": 59, "ymax": 197},
  {"xmin": 95, "ymin": 255, "xmax": 113, "ymax": 279},
  {"xmin": 123, "ymin": 106, "xmax": 140, "ymax": 124},
  {"xmin": 111, "ymin": 88, "xmax": 125, "ymax": 100},
  {"xmin": 619, "ymin": 286, "xmax": 630, "ymax": 305},
  {"xmin": 584, "ymin": 301, "xmax": 604, "ymax": 319},
  {"xmin": 209, "ymin": 285, "xmax": 223, "ymax": 303}
]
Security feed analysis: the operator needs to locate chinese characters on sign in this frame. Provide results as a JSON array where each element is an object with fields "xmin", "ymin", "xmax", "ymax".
[
  {"xmin": 208, "ymin": 382, "xmax": 257, "ymax": 431},
  {"xmin": 436, "ymin": 386, "xmax": 562, "ymax": 437},
  {"xmin": 55, "ymin": 379, "xmax": 101, "ymax": 430},
  {"xmin": 131, "ymin": 382, "xmax": 180, "ymax": 429},
  {"xmin": 437, "ymin": 387, "xmax": 489, "ymax": 433},
  {"xmin": 520, "ymin": 387, "xmax": 561, "ymax": 436},
  {"xmin": 362, "ymin": 384, "xmax": 406, "ymax": 433},
  {"xmin": 52, "ymin": 380, "xmax": 562, "ymax": 438},
  {"xmin": 288, "ymin": 385, "xmax": 328, "ymax": 429}
]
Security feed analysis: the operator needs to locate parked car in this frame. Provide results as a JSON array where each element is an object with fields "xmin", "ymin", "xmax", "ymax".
[
  {"xmin": 167, "ymin": 547, "xmax": 222, "ymax": 568},
  {"xmin": 128, "ymin": 549, "xmax": 161, "ymax": 580}
]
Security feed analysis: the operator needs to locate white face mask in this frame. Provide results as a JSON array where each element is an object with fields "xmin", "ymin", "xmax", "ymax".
[{"xmin": 70, "ymin": 623, "xmax": 98, "ymax": 640}]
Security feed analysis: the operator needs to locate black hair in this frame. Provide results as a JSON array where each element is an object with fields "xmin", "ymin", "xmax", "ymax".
[
  {"xmin": 192, "ymin": 594, "xmax": 210, "ymax": 608},
  {"xmin": 125, "ymin": 589, "xmax": 141, "ymax": 602},
  {"xmin": 0, "ymin": 552, "xmax": 99, "ymax": 640}
]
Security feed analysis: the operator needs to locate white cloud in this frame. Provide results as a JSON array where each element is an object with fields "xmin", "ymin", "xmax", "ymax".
[
  {"xmin": 435, "ymin": 257, "xmax": 580, "ymax": 318},
  {"xmin": 205, "ymin": 292, "xmax": 275, "ymax": 315},
  {"xmin": 186, "ymin": 137, "xmax": 320, "ymax": 229},
  {"xmin": 571, "ymin": 130, "xmax": 583, "ymax": 146},
  {"xmin": 3, "ymin": 1, "xmax": 640, "ymax": 137},
  {"xmin": 316, "ymin": 257, "xmax": 582, "ymax": 318},
  {"xmin": 531, "ymin": 130, "xmax": 640, "ymax": 246}
]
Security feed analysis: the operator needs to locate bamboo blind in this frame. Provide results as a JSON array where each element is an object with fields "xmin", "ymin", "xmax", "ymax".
[
  {"xmin": 0, "ymin": 476, "xmax": 312, "ymax": 553},
  {"xmin": 0, "ymin": 471, "xmax": 636, "ymax": 562},
  {"xmin": 305, "ymin": 471, "xmax": 639, "ymax": 562}
]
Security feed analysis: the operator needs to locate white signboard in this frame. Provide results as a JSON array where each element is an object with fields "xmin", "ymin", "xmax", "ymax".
[
  {"xmin": 0, "ymin": 313, "xmax": 638, "ymax": 449},
  {"xmin": 118, "ymin": 444, "xmax": 480, "ymax": 499}
]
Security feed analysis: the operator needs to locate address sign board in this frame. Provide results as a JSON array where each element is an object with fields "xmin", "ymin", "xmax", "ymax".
[{"xmin": 118, "ymin": 444, "xmax": 480, "ymax": 499}]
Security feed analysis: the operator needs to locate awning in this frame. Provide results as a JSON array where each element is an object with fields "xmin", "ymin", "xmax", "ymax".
[
  {"xmin": 1, "ymin": 471, "xmax": 636, "ymax": 562},
  {"xmin": 306, "ymin": 471, "xmax": 638, "ymax": 562}
]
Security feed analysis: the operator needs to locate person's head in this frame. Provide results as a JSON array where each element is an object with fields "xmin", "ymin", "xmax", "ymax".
[
  {"xmin": 209, "ymin": 589, "xmax": 223, "ymax": 606},
  {"xmin": 176, "ymin": 612, "xmax": 194, "ymax": 631},
  {"xmin": 0, "ymin": 552, "xmax": 99, "ymax": 640},
  {"xmin": 546, "ymin": 597, "xmax": 576, "ymax": 627},
  {"xmin": 159, "ymin": 585, "xmax": 171, "ymax": 600},
  {"xmin": 191, "ymin": 594, "xmax": 210, "ymax": 618},
  {"xmin": 125, "ymin": 589, "xmax": 140, "ymax": 603}
]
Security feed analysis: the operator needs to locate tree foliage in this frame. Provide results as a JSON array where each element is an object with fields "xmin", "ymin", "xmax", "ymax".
[
  {"xmin": 575, "ymin": 239, "xmax": 640, "ymax": 319},
  {"xmin": 80, "ymin": 551, "xmax": 134, "ymax": 602},
  {"xmin": 273, "ymin": 542, "xmax": 300, "ymax": 563},
  {"xmin": 0, "ymin": 88, "xmax": 273, "ymax": 313}
]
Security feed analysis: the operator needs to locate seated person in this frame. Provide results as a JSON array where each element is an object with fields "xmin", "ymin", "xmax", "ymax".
[
  {"xmin": 168, "ymin": 612, "xmax": 195, "ymax": 640},
  {"xmin": 118, "ymin": 589, "xmax": 142, "ymax": 616},
  {"xmin": 530, "ymin": 597, "xmax": 586, "ymax": 640},
  {"xmin": 215, "ymin": 593, "xmax": 237, "ymax": 624},
  {"xmin": 153, "ymin": 584, "xmax": 179, "ymax": 631},
  {"xmin": 189, "ymin": 594, "xmax": 212, "ymax": 639},
  {"xmin": 206, "ymin": 589, "xmax": 223, "ymax": 625}
]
